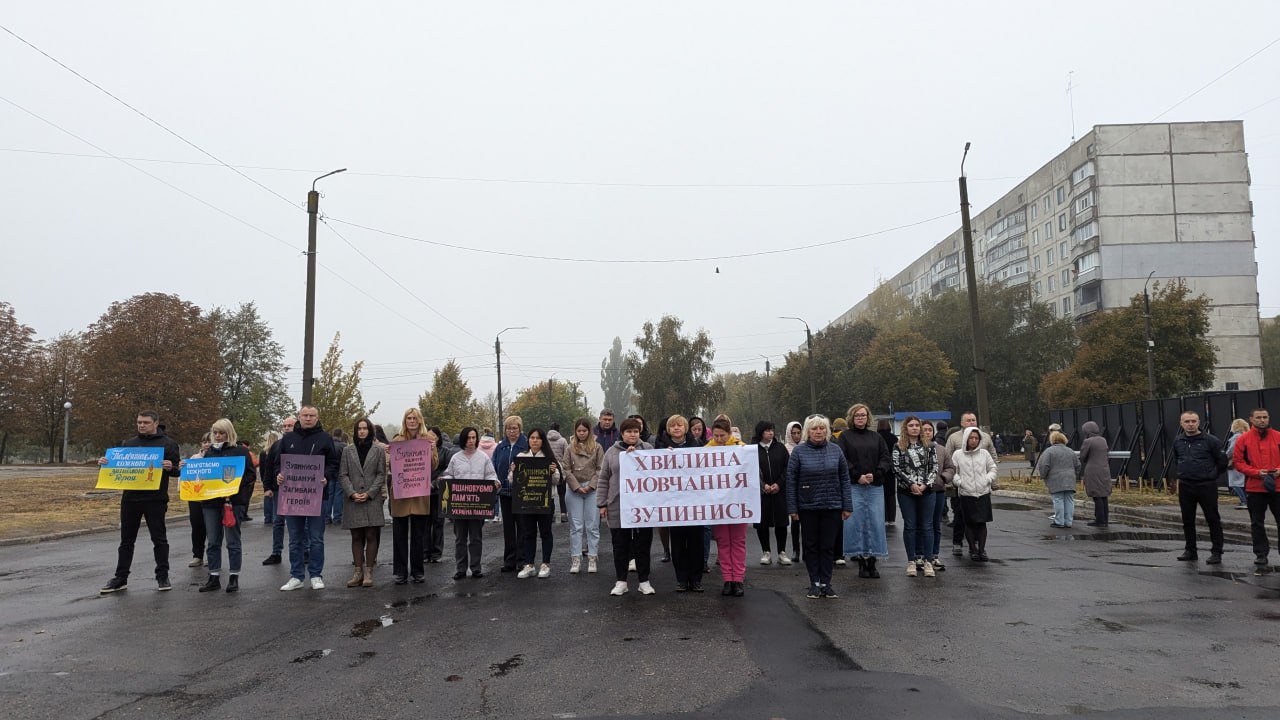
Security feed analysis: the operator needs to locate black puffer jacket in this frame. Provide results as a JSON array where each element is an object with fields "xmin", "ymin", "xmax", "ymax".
[{"xmin": 1172, "ymin": 432, "xmax": 1227, "ymax": 483}]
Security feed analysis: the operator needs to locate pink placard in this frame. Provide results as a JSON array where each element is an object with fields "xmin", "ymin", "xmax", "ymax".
[
  {"xmin": 277, "ymin": 453, "xmax": 325, "ymax": 516},
  {"xmin": 390, "ymin": 438, "xmax": 433, "ymax": 499}
]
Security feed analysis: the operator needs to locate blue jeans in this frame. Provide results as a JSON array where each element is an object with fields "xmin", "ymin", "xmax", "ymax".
[
  {"xmin": 328, "ymin": 488, "xmax": 343, "ymax": 523},
  {"xmin": 202, "ymin": 506, "xmax": 242, "ymax": 574},
  {"xmin": 898, "ymin": 490, "xmax": 937, "ymax": 561},
  {"xmin": 1231, "ymin": 486, "xmax": 1248, "ymax": 505},
  {"xmin": 931, "ymin": 491, "xmax": 947, "ymax": 557},
  {"xmin": 262, "ymin": 493, "xmax": 276, "ymax": 524},
  {"xmin": 565, "ymin": 488, "xmax": 599, "ymax": 556},
  {"xmin": 1052, "ymin": 491, "xmax": 1075, "ymax": 527},
  {"xmin": 285, "ymin": 515, "xmax": 325, "ymax": 580},
  {"xmin": 845, "ymin": 483, "xmax": 888, "ymax": 558}
]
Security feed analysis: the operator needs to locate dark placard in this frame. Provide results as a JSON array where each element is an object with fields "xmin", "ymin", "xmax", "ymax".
[
  {"xmin": 443, "ymin": 478, "xmax": 498, "ymax": 520},
  {"xmin": 512, "ymin": 455, "xmax": 553, "ymax": 515}
]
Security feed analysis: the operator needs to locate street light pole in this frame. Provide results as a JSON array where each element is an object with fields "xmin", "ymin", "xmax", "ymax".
[
  {"xmin": 1143, "ymin": 271, "xmax": 1157, "ymax": 399},
  {"xmin": 495, "ymin": 326, "xmax": 528, "ymax": 428},
  {"xmin": 759, "ymin": 354, "xmax": 772, "ymax": 421},
  {"xmin": 959, "ymin": 142, "xmax": 991, "ymax": 428},
  {"xmin": 779, "ymin": 317, "xmax": 816, "ymax": 414},
  {"xmin": 302, "ymin": 167, "xmax": 347, "ymax": 407},
  {"xmin": 61, "ymin": 400, "xmax": 72, "ymax": 464}
]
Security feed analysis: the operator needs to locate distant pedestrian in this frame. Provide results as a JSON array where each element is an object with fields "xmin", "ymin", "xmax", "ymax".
[
  {"xmin": 597, "ymin": 417, "xmax": 656, "ymax": 596},
  {"xmin": 339, "ymin": 418, "xmax": 386, "ymax": 588},
  {"xmin": 894, "ymin": 416, "xmax": 938, "ymax": 577},
  {"xmin": 1022, "ymin": 429, "xmax": 1038, "ymax": 468},
  {"xmin": 276, "ymin": 405, "xmax": 340, "ymax": 591},
  {"xmin": 994, "ymin": 435, "xmax": 1005, "ymax": 456},
  {"xmin": 1078, "ymin": 421, "xmax": 1112, "ymax": 526},
  {"xmin": 1036, "ymin": 431, "xmax": 1081, "ymax": 529},
  {"xmin": 1226, "ymin": 418, "xmax": 1250, "ymax": 509},
  {"xmin": 1232, "ymin": 408, "xmax": 1280, "ymax": 567},
  {"xmin": 753, "ymin": 421, "xmax": 791, "ymax": 567},
  {"xmin": 786, "ymin": 414, "xmax": 853, "ymax": 599},
  {"xmin": 952, "ymin": 428, "xmax": 997, "ymax": 562},
  {"xmin": 97, "ymin": 410, "xmax": 180, "ymax": 594},
  {"xmin": 185, "ymin": 419, "xmax": 257, "ymax": 594},
  {"xmin": 1171, "ymin": 410, "xmax": 1228, "ymax": 565},
  {"xmin": 389, "ymin": 409, "xmax": 432, "ymax": 585},
  {"xmin": 835, "ymin": 404, "xmax": 891, "ymax": 580},
  {"xmin": 442, "ymin": 427, "xmax": 500, "ymax": 579},
  {"xmin": 562, "ymin": 418, "xmax": 604, "ymax": 575}
]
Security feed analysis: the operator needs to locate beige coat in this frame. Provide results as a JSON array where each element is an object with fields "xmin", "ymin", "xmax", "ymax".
[
  {"xmin": 388, "ymin": 434, "xmax": 432, "ymax": 517},
  {"xmin": 561, "ymin": 440, "xmax": 604, "ymax": 492}
]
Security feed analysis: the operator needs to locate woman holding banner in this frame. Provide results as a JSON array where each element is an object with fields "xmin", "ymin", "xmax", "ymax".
[
  {"xmin": 597, "ymin": 417, "xmax": 656, "ymax": 596},
  {"xmin": 389, "ymin": 409, "xmax": 432, "ymax": 585},
  {"xmin": 706, "ymin": 417, "xmax": 749, "ymax": 597},
  {"xmin": 340, "ymin": 418, "xmax": 386, "ymax": 588},
  {"xmin": 562, "ymin": 418, "xmax": 603, "ymax": 574},
  {"xmin": 188, "ymin": 419, "xmax": 256, "ymax": 594},
  {"xmin": 443, "ymin": 427, "xmax": 500, "ymax": 579},
  {"xmin": 786, "ymin": 414, "xmax": 853, "ymax": 599},
  {"xmin": 511, "ymin": 428, "xmax": 561, "ymax": 579},
  {"xmin": 657, "ymin": 415, "xmax": 705, "ymax": 592}
]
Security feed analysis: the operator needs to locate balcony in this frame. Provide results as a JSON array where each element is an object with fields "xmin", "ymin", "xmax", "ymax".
[
  {"xmin": 1075, "ymin": 265, "xmax": 1100, "ymax": 286},
  {"xmin": 1075, "ymin": 298, "xmax": 1102, "ymax": 317}
]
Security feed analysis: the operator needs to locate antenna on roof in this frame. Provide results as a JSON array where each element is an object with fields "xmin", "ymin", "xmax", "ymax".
[{"xmin": 1067, "ymin": 70, "xmax": 1077, "ymax": 144}]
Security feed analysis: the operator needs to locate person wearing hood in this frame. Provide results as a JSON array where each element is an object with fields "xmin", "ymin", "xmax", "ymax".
[
  {"xmin": 1170, "ymin": 410, "xmax": 1228, "ymax": 564},
  {"xmin": 952, "ymin": 427, "xmax": 997, "ymax": 561},
  {"xmin": 597, "ymin": 417, "xmax": 656, "ymax": 596},
  {"xmin": 339, "ymin": 417, "xmax": 386, "ymax": 588},
  {"xmin": 547, "ymin": 423, "xmax": 570, "ymax": 523},
  {"xmin": 594, "ymin": 410, "xmax": 621, "ymax": 449},
  {"xmin": 478, "ymin": 431, "xmax": 498, "ymax": 458},
  {"xmin": 1078, "ymin": 421, "xmax": 1113, "ymax": 527},
  {"xmin": 944, "ymin": 412, "xmax": 998, "ymax": 556},
  {"xmin": 784, "ymin": 420, "xmax": 803, "ymax": 562},
  {"xmin": 754, "ymin": 421, "xmax": 792, "ymax": 567},
  {"xmin": 276, "ymin": 405, "xmax": 341, "ymax": 591},
  {"xmin": 1233, "ymin": 407, "xmax": 1280, "ymax": 567},
  {"xmin": 98, "ymin": 410, "xmax": 182, "ymax": 594},
  {"xmin": 389, "ymin": 409, "xmax": 432, "ymax": 585},
  {"xmin": 1036, "ymin": 431, "xmax": 1082, "ymax": 528},
  {"xmin": 492, "ymin": 416, "xmax": 530, "ymax": 572},
  {"xmin": 835, "ymin": 404, "xmax": 892, "ymax": 579},
  {"xmin": 786, "ymin": 414, "xmax": 853, "ymax": 599},
  {"xmin": 894, "ymin": 416, "xmax": 939, "ymax": 577},
  {"xmin": 562, "ymin": 418, "xmax": 604, "ymax": 575},
  {"xmin": 689, "ymin": 416, "xmax": 708, "ymax": 446}
]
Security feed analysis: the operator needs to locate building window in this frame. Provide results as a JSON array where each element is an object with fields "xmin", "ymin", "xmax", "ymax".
[
  {"xmin": 1034, "ymin": 281, "xmax": 1042, "ymax": 296},
  {"xmin": 1044, "ymin": 196, "xmax": 1052, "ymax": 214},
  {"xmin": 1047, "ymin": 249, "xmax": 1055, "ymax": 267},
  {"xmin": 1049, "ymin": 302, "xmax": 1057, "ymax": 317},
  {"xmin": 1060, "ymin": 241, "xmax": 1068, "ymax": 260},
  {"xmin": 1073, "ymin": 192, "xmax": 1094, "ymax": 213},
  {"xmin": 1048, "ymin": 275, "xmax": 1056, "ymax": 292},
  {"xmin": 1058, "ymin": 213, "xmax": 1068, "ymax": 231},
  {"xmin": 1033, "ymin": 255, "xmax": 1041, "ymax": 271},
  {"xmin": 1032, "ymin": 228, "xmax": 1039, "ymax": 245},
  {"xmin": 1031, "ymin": 203, "xmax": 1037, "ymax": 221},
  {"xmin": 1077, "ymin": 251, "xmax": 1100, "ymax": 274},
  {"xmin": 1062, "ymin": 268, "xmax": 1071, "ymax": 286},
  {"xmin": 1071, "ymin": 161, "xmax": 1096, "ymax": 185},
  {"xmin": 1071, "ymin": 221, "xmax": 1099, "ymax": 246},
  {"xmin": 1044, "ymin": 221, "xmax": 1053, "ymax": 239},
  {"xmin": 1062, "ymin": 296, "xmax": 1072, "ymax": 316},
  {"xmin": 1056, "ymin": 186, "xmax": 1066, "ymax": 204}
]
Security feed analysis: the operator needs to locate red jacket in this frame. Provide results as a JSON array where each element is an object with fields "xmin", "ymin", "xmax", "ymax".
[{"xmin": 1232, "ymin": 427, "xmax": 1280, "ymax": 493}]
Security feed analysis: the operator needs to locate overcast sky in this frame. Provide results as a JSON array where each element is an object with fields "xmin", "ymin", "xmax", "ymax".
[{"xmin": 4, "ymin": 1, "xmax": 1279, "ymax": 424}]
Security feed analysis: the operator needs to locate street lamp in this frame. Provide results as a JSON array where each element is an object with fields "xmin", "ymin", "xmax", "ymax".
[
  {"xmin": 1143, "ymin": 270, "xmax": 1157, "ymax": 399},
  {"xmin": 61, "ymin": 401, "xmax": 72, "ymax": 464},
  {"xmin": 779, "ymin": 317, "xmax": 816, "ymax": 414},
  {"xmin": 759, "ymin": 354, "xmax": 771, "ymax": 420},
  {"xmin": 495, "ymin": 326, "xmax": 528, "ymax": 428},
  {"xmin": 301, "ymin": 167, "xmax": 347, "ymax": 407},
  {"xmin": 959, "ymin": 141, "xmax": 990, "ymax": 429}
]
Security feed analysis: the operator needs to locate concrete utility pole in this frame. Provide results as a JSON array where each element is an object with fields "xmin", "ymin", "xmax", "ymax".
[
  {"xmin": 779, "ymin": 317, "xmax": 816, "ymax": 414},
  {"xmin": 302, "ymin": 168, "xmax": 347, "ymax": 407},
  {"xmin": 495, "ymin": 327, "xmax": 527, "ymax": 428},
  {"xmin": 760, "ymin": 355, "xmax": 771, "ymax": 421},
  {"xmin": 1143, "ymin": 271, "xmax": 1157, "ymax": 399},
  {"xmin": 959, "ymin": 143, "xmax": 991, "ymax": 428}
]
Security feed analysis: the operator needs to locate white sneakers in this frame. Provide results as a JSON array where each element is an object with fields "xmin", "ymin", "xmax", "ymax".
[
  {"xmin": 188, "ymin": 557, "xmax": 203, "ymax": 567},
  {"xmin": 779, "ymin": 553, "xmax": 793, "ymax": 566},
  {"xmin": 638, "ymin": 581, "xmax": 656, "ymax": 595},
  {"xmin": 587, "ymin": 556, "xmax": 598, "ymax": 574},
  {"xmin": 310, "ymin": 576, "xmax": 325, "ymax": 590},
  {"xmin": 537, "ymin": 563, "xmax": 551, "ymax": 579},
  {"xmin": 835, "ymin": 557, "xmax": 847, "ymax": 566},
  {"xmin": 280, "ymin": 578, "xmax": 304, "ymax": 591},
  {"xmin": 570, "ymin": 557, "xmax": 581, "ymax": 574},
  {"xmin": 922, "ymin": 562, "xmax": 936, "ymax": 578},
  {"xmin": 517, "ymin": 565, "xmax": 536, "ymax": 579},
  {"xmin": 906, "ymin": 561, "xmax": 918, "ymax": 578},
  {"xmin": 760, "ymin": 553, "xmax": 772, "ymax": 565},
  {"xmin": 610, "ymin": 581, "xmax": 628, "ymax": 596}
]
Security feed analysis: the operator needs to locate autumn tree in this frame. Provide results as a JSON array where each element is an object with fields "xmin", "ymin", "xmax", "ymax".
[
  {"xmin": 418, "ymin": 359, "xmax": 486, "ymax": 438},
  {"xmin": 1261, "ymin": 318, "xmax": 1280, "ymax": 388},
  {"xmin": 311, "ymin": 332, "xmax": 380, "ymax": 433},
  {"xmin": 78, "ymin": 293, "xmax": 222, "ymax": 449},
  {"xmin": 849, "ymin": 328, "xmax": 957, "ymax": 413},
  {"xmin": 627, "ymin": 316, "xmax": 721, "ymax": 421},
  {"xmin": 0, "ymin": 302, "xmax": 36, "ymax": 461},
  {"xmin": 864, "ymin": 281, "xmax": 913, "ymax": 332},
  {"xmin": 207, "ymin": 302, "xmax": 291, "ymax": 446},
  {"xmin": 600, "ymin": 337, "xmax": 634, "ymax": 416},
  {"xmin": 1040, "ymin": 280, "xmax": 1216, "ymax": 408},
  {"xmin": 26, "ymin": 333, "xmax": 87, "ymax": 462},
  {"xmin": 717, "ymin": 371, "xmax": 773, "ymax": 429},
  {"xmin": 770, "ymin": 320, "xmax": 879, "ymax": 422},
  {"xmin": 507, "ymin": 379, "xmax": 592, "ymax": 433}
]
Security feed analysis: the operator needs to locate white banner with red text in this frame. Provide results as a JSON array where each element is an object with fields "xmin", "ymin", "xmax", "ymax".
[{"xmin": 619, "ymin": 445, "xmax": 760, "ymax": 528}]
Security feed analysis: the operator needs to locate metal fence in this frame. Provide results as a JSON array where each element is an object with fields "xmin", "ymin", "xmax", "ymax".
[{"xmin": 1048, "ymin": 387, "xmax": 1280, "ymax": 482}]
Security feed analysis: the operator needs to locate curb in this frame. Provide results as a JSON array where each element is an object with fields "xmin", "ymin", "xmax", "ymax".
[
  {"xmin": 0, "ymin": 500, "xmax": 269, "ymax": 548},
  {"xmin": 994, "ymin": 489, "xmax": 1255, "ymax": 546}
]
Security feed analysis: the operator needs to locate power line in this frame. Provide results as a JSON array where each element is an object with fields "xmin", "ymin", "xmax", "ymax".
[{"xmin": 326, "ymin": 211, "xmax": 957, "ymax": 265}]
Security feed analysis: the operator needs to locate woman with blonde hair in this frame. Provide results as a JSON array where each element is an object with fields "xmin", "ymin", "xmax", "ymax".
[
  {"xmin": 835, "ymin": 403, "xmax": 891, "ymax": 579},
  {"xmin": 389, "ymin": 408, "xmax": 432, "ymax": 584},
  {"xmin": 1226, "ymin": 418, "xmax": 1250, "ymax": 509},
  {"xmin": 1036, "ymin": 431, "xmax": 1081, "ymax": 528},
  {"xmin": 183, "ymin": 419, "xmax": 257, "ymax": 593},
  {"xmin": 786, "ymin": 414, "xmax": 853, "ymax": 599}
]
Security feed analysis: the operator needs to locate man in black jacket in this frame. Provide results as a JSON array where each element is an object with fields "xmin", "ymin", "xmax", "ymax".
[
  {"xmin": 1171, "ymin": 410, "xmax": 1228, "ymax": 564},
  {"xmin": 276, "ymin": 406, "xmax": 340, "ymax": 591},
  {"xmin": 98, "ymin": 410, "xmax": 181, "ymax": 593}
]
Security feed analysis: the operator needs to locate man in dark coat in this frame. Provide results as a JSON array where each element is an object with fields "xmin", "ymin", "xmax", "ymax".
[{"xmin": 1171, "ymin": 410, "xmax": 1228, "ymax": 564}]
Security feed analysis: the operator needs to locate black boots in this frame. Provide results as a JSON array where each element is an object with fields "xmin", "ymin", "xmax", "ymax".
[
  {"xmin": 226, "ymin": 575, "xmax": 239, "ymax": 593},
  {"xmin": 198, "ymin": 576, "xmax": 221, "ymax": 593},
  {"xmin": 856, "ymin": 557, "xmax": 869, "ymax": 578},
  {"xmin": 865, "ymin": 557, "xmax": 879, "ymax": 578}
]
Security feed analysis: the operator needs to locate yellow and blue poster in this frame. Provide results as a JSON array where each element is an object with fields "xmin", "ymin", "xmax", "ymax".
[
  {"xmin": 179, "ymin": 457, "xmax": 246, "ymax": 501},
  {"xmin": 96, "ymin": 447, "xmax": 165, "ymax": 490}
]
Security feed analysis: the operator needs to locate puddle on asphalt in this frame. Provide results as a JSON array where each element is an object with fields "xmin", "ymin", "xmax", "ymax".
[
  {"xmin": 350, "ymin": 615, "xmax": 394, "ymax": 638},
  {"xmin": 291, "ymin": 649, "xmax": 331, "ymax": 663},
  {"xmin": 1045, "ymin": 531, "xmax": 1183, "ymax": 543},
  {"xmin": 991, "ymin": 503, "xmax": 1036, "ymax": 511}
]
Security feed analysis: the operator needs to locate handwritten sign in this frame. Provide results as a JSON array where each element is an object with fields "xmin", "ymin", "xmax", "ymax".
[
  {"xmin": 179, "ymin": 456, "xmax": 246, "ymax": 501},
  {"xmin": 512, "ymin": 456, "xmax": 553, "ymax": 514},
  {"xmin": 277, "ymin": 453, "xmax": 324, "ymax": 517},
  {"xmin": 443, "ymin": 479, "xmax": 497, "ymax": 520},
  {"xmin": 389, "ymin": 438, "xmax": 432, "ymax": 499},
  {"xmin": 619, "ymin": 445, "xmax": 760, "ymax": 528},
  {"xmin": 96, "ymin": 447, "xmax": 164, "ymax": 490}
]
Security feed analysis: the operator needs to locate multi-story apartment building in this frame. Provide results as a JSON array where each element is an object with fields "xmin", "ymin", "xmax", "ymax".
[{"xmin": 831, "ymin": 121, "xmax": 1263, "ymax": 392}]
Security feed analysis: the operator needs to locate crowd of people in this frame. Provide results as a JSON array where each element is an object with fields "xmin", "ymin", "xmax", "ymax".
[{"xmin": 96, "ymin": 403, "xmax": 1280, "ymax": 600}]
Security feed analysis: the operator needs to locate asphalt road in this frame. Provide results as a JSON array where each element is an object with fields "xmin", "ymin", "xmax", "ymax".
[{"xmin": 2, "ymin": 501, "xmax": 1278, "ymax": 720}]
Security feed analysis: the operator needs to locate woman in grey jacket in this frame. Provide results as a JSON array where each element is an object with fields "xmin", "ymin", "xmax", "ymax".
[
  {"xmin": 1036, "ymin": 431, "xmax": 1081, "ymax": 528},
  {"xmin": 1078, "ymin": 421, "xmax": 1113, "ymax": 526},
  {"xmin": 339, "ymin": 417, "xmax": 386, "ymax": 588}
]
